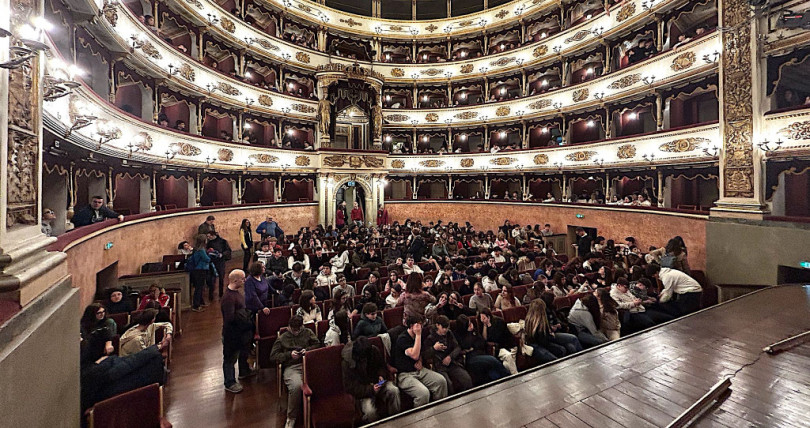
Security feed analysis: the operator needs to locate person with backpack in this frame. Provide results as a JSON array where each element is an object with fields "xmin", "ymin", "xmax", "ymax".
[{"xmin": 206, "ymin": 231, "xmax": 233, "ymax": 300}]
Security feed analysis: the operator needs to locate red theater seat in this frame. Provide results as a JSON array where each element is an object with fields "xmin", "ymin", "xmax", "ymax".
[
  {"xmin": 302, "ymin": 345, "xmax": 355, "ymax": 428},
  {"xmin": 87, "ymin": 383, "xmax": 170, "ymax": 428}
]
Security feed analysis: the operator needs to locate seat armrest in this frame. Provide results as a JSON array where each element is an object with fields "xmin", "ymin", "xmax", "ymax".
[{"xmin": 302, "ymin": 383, "xmax": 313, "ymax": 396}]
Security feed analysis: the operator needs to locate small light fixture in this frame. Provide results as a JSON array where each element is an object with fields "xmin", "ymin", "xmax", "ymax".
[
  {"xmin": 627, "ymin": 112, "xmax": 637, "ymax": 120},
  {"xmin": 587, "ymin": 120, "xmax": 595, "ymax": 127},
  {"xmin": 758, "ymin": 139, "xmax": 782, "ymax": 155},
  {"xmin": 586, "ymin": 67, "xmax": 594, "ymax": 75},
  {"xmin": 541, "ymin": 127, "xmax": 548, "ymax": 134}
]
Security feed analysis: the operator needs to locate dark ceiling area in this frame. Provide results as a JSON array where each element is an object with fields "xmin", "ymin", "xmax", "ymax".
[{"xmin": 325, "ymin": 0, "xmax": 501, "ymax": 19}]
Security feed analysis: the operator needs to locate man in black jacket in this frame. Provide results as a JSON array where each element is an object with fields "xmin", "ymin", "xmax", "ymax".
[
  {"xmin": 478, "ymin": 308, "xmax": 518, "ymax": 374},
  {"xmin": 574, "ymin": 227, "xmax": 593, "ymax": 259},
  {"xmin": 408, "ymin": 231, "xmax": 426, "ymax": 262},
  {"xmin": 206, "ymin": 231, "xmax": 232, "ymax": 299},
  {"xmin": 341, "ymin": 336, "xmax": 400, "ymax": 423},
  {"xmin": 72, "ymin": 196, "xmax": 123, "ymax": 227},
  {"xmin": 221, "ymin": 269, "xmax": 254, "ymax": 393},
  {"xmin": 426, "ymin": 315, "xmax": 472, "ymax": 394}
]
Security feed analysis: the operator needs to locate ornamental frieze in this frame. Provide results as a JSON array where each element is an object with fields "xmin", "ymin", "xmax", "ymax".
[
  {"xmin": 460, "ymin": 158, "xmax": 475, "ymax": 167},
  {"xmin": 255, "ymin": 39, "xmax": 280, "ymax": 51},
  {"xmin": 296, "ymin": 52, "xmax": 311, "ymax": 64},
  {"xmin": 490, "ymin": 57, "xmax": 516, "ymax": 67},
  {"xmin": 6, "ymin": 131, "xmax": 38, "ymax": 227},
  {"xmin": 249, "ymin": 154, "xmax": 279, "ymax": 164},
  {"xmin": 528, "ymin": 99, "xmax": 552, "ymax": 110},
  {"xmin": 295, "ymin": 156, "xmax": 311, "ymax": 166},
  {"xmin": 455, "ymin": 111, "xmax": 478, "ymax": 120},
  {"xmin": 220, "ymin": 17, "xmax": 236, "ymax": 33},
  {"xmin": 170, "ymin": 142, "xmax": 201, "ymax": 156},
  {"xmin": 460, "ymin": 64, "xmax": 474, "ymax": 74},
  {"xmin": 385, "ymin": 114, "xmax": 410, "ymax": 122},
  {"xmin": 495, "ymin": 106, "xmax": 511, "ymax": 117},
  {"xmin": 102, "ymin": 2, "xmax": 118, "ymax": 26},
  {"xmin": 139, "ymin": 41, "xmax": 162, "ymax": 59},
  {"xmin": 185, "ymin": 0, "xmax": 203, "ymax": 9},
  {"xmin": 617, "ymin": 144, "xmax": 637, "ymax": 159},
  {"xmin": 324, "ymin": 155, "xmax": 384, "ymax": 168},
  {"xmin": 178, "ymin": 63, "xmax": 195, "ymax": 81},
  {"xmin": 532, "ymin": 45, "xmax": 548, "ymax": 58},
  {"xmin": 778, "ymin": 120, "xmax": 810, "ymax": 140},
  {"xmin": 390, "ymin": 68, "xmax": 405, "ymax": 77},
  {"xmin": 425, "ymin": 113, "xmax": 439, "ymax": 122},
  {"xmin": 389, "ymin": 25, "xmax": 404, "ymax": 31},
  {"xmin": 420, "ymin": 159, "xmax": 445, "ymax": 167},
  {"xmin": 258, "ymin": 95, "xmax": 273, "ymax": 107},
  {"xmin": 323, "ymin": 155, "xmax": 347, "ymax": 167},
  {"xmin": 421, "ymin": 68, "xmax": 444, "ymax": 76},
  {"xmin": 217, "ymin": 148, "xmax": 234, "ymax": 161},
  {"xmin": 607, "ymin": 74, "xmax": 641, "ymax": 89},
  {"xmin": 133, "ymin": 132, "xmax": 153, "ymax": 152},
  {"xmin": 457, "ymin": 20, "xmax": 475, "ymax": 27},
  {"xmin": 659, "ymin": 137, "xmax": 710, "ymax": 152},
  {"xmin": 533, "ymin": 154, "xmax": 549, "ymax": 165},
  {"xmin": 572, "ymin": 88, "xmax": 589, "ymax": 102},
  {"xmin": 565, "ymin": 151, "xmax": 597, "ymax": 161},
  {"xmin": 217, "ymin": 82, "xmax": 241, "ymax": 96},
  {"xmin": 339, "ymin": 18, "xmax": 362, "ymax": 27},
  {"xmin": 363, "ymin": 157, "xmax": 385, "ymax": 168},
  {"xmin": 495, "ymin": 9, "xmax": 509, "ymax": 19},
  {"xmin": 426, "ymin": 24, "xmax": 438, "ymax": 33},
  {"xmin": 490, "ymin": 157, "xmax": 517, "ymax": 166},
  {"xmin": 391, "ymin": 159, "xmax": 406, "ymax": 169},
  {"xmin": 671, "ymin": 51, "xmax": 696, "ymax": 71},
  {"xmin": 292, "ymin": 104, "xmax": 316, "ymax": 114},
  {"xmin": 565, "ymin": 30, "xmax": 591, "ymax": 44},
  {"xmin": 616, "ymin": 2, "xmax": 636, "ymax": 22}
]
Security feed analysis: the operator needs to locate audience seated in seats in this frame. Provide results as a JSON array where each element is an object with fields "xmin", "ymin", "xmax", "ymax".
[
  {"xmin": 331, "ymin": 274, "xmax": 356, "ymax": 299},
  {"xmin": 119, "ymin": 308, "xmax": 173, "ymax": 357},
  {"xmin": 436, "ymin": 291, "xmax": 476, "ymax": 320},
  {"xmin": 137, "ymin": 284, "xmax": 170, "ymax": 311},
  {"xmin": 295, "ymin": 290, "xmax": 323, "ymax": 324},
  {"xmin": 106, "ymin": 288, "xmax": 134, "ymax": 315},
  {"xmin": 478, "ymin": 308, "xmax": 518, "ymax": 374},
  {"xmin": 452, "ymin": 314, "xmax": 511, "ymax": 384},
  {"xmin": 611, "ymin": 278, "xmax": 667, "ymax": 334},
  {"xmin": 81, "ymin": 303, "xmax": 118, "ymax": 356},
  {"xmin": 329, "ymin": 288, "xmax": 354, "ymax": 320},
  {"xmin": 566, "ymin": 295, "xmax": 609, "ymax": 348},
  {"xmin": 597, "ymin": 288, "xmax": 621, "ymax": 340},
  {"xmin": 494, "ymin": 285, "xmax": 521, "ymax": 310},
  {"xmin": 353, "ymin": 303, "xmax": 388, "ymax": 339},
  {"xmin": 324, "ymin": 310, "xmax": 351, "ymax": 346},
  {"xmin": 283, "ymin": 262, "xmax": 308, "ymax": 290},
  {"xmin": 341, "ymin": 336, "xmax": 401, "ymax": 423},
  {"xmin": 315, "ymin": 263, "xmax": 337, "ymax": 288},
  {"xmin": 523, "ymin": 300, "xmax": 561, "ymax": 364},
  {"xmin": 270, "ymin": 315, "xmax": 320, "ymax": 428},
  {"xmin": 392, "ymin": 315, "xmax": 448, "ymax": 407},
  {"xmin": 426, "ymin": 315, "xmax": 473, "ymax": 394},
  {"xmin": 469, "ymin": 282, "xmax": 494, "ymax": 313},
  {"xmin": 647, "ymin": 264, "xmax": 703, "ymax": 316},
  {"xmin": 354, "ymin": 287, "xmax": 384, "ymax": 316}
]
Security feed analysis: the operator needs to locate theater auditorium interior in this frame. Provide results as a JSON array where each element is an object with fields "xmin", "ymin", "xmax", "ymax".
[{"xmin": 2, "ymin": 0, "xmax": 810, "ymax": 425}]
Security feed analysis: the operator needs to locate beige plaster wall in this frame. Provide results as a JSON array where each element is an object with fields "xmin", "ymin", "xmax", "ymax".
[{"xmin": 64, "ymin": 204, "xmax": 318, "ymax": 309}]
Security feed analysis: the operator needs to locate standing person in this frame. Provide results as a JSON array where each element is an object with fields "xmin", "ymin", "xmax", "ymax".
[
  {"xmin": 336, "ymin": 201, "xmax": 346, "ymax": 229},
  {"xmin": 256, "ymin": 215, "xmax": 284, "ymax": 241},
  {"xmin": 573, "ymin": 227, "xmax": 593, "ymax": 259},
  {"xmin": 197, "ymin": 215, "xmax": 216, "ymax": 236},
  {"xmin": 342, "ymin": 336, "xmax": 401, "ymax": 423},
  {"xmin": 270, "ymin": 315, "xmax": 320, "ymax": 428},
  {"xmin": 239, "ymin": 219, "xmax": 254, "ymax": 272},
  {"xmin": 245, "ymin": 262, "xmax": 272, "ymax": 317},
  {"xmin": 222, "ymin": 269, "xmax": 256, "ymax": 393},
  {"xmin": 206, "ymin": 231, "xmax": 232, "ymax": 300},
  {"xmin": 351, "ymin": 201, "xmax": 364, "ymax": 226},
  {"xmin": 392, "ymin": 315, "xmax": 448, "ymax": 407},
  {"xmin": 72, "ymin": 196, "xmax": 124, "ymax": 227},
  {"xmin": 377, "ymin": 204, "xmax": 389, "ymax": 226},
  {"xmin": 186, "ymin": 234, "xmax": 212, "ymax": 311}
]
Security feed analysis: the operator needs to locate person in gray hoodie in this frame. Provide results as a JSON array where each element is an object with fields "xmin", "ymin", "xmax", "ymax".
[
  {"xmin": 566, "ymin": 294, "xmax": 608, "ymax": 348},
  {"xmin": 353, "ymin": 303, "xmax": 388, "ymax": 339}
]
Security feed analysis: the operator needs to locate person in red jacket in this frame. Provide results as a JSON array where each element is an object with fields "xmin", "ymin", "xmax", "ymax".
[
  {"xmin": 336, "ymin": 201, "xmax": 346, "ymax": 229},
  {"xmin": 351, "ymin": 201, "xmax": 364, "ymax": 226},
  {"xmin": 377, "ymin": 203, "xmax": 389, "ymax": 226},
  {"xmin": 137, "ymin": 284, "xmax": 170, "ymax": 310}
]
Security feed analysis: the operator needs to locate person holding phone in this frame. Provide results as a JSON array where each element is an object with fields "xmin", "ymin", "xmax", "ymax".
[
  {"xmin": 270, "ymin": 315, "xmax": 320, "ymax": 428},
  {"xmin": 342, "ymin": 336, "xmax": 401, "ymax": 422}
]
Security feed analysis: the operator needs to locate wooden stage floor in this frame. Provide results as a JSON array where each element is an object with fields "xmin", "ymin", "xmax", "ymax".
[{"xmin": 373, "ymin": 284, "xmax": 810, "ymax": 428}]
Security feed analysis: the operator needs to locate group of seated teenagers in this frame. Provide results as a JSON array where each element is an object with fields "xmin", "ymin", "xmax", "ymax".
[{"xmin": 233, "ymin": 219, "xmax": 702, "ymax": 427}]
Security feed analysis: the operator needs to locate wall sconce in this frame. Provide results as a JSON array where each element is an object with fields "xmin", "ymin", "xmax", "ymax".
[
  {"xmin": 244, "ymin": 161, "xmax": 254, "ymax": 171},
  {"xmin": 444, "ymin": 26, "xmax": 453, "ymax": 34},
  {"xmin": 642, "ymin": 0, "xmax": 657, "ymax": 11},
  {"xmin": 478, "ymin": 18, "xmax": 488, "ymax": 27},
  {"xmin": 318, "ymin": 13, "xmax": 329, "ymax": 23},
  {"xmin": 593, "ymin": 158, "xmax": 604, "ymax": 167},
  {"xmin": 642, "ymin": 75, "xmax": 656, "ymax": 86},
  {"xmin": 758, "ymin": 139, "xmax": 782, "ymax": 155},
  {"xmin": 479, "ymin": 66, "xmax": 488, "ymax": 74},
  {"xmin": 411, "ymin": 119, "xmax": 419, "ymax": 126},
  {"xmin": 516, "ymin": 110, "xmax": 525, "ymax": 117},
  {"xmin": 514, "ymin": 5, "xmax": 525, "ymax": 15},
  {"xmin": 591, "ymin": 27, "xmax": 604, "ymax": 37},
  {"xmin": 165, "ymin": 150, "xmax": 176, "ymax": 161},
  {"xmin": 94, "ymin": 119, "xmax": 122, "ymax": 148},
  {"xmin": 702, "ymin": 51, "xmax": 720, "ymax": 64},
  {"xmin": 552, "ymin": 102, "xmax": 563, "ymax": 111},
  {"xmin": 43, "ymin": 61, "xmax": 82, "ymax": 101},
  {"xmin": 0, "ymin": 17, "xmax": 51, "ymax": 70},
  {"xmin": 245, "ymin": 97, "xmax": 255, "ymax": 106},
  {"xmin": 410, "ymin": 28, "xmax": 419, "ymax": 36},
  {"xmin": 282, "ymin": 0, "xmax": 292, "ymax": 7},
  {"xmin": 206, "ymin": 13, "xmax": 220, "ymax": 25},
  {"xmin": 642, "ymin": 153, "xmax": 656, "ymax": 163},
  {"xmin": 281, "ymin": 107, "xmax": 291, "ymax": 115},
  {"xmin": 552, "ymin": 45, "xmax": 562, "ymax": 54},
  {"xmin": 167, "ymin": 63, "xmax": 180, "ymax": 76},
  {"xmin": 205, "ymin": 83, "xmax": 217, "ymax": 94},
  {"xmin": 66, "ymin": 104, "xmax": 97, "ymax": 137},
  {"xmin": 129, "ymin": 33, "xmax": 146, "ymax": 50},
  {"xmin": 553, "ymin": 161, "xmax": 563, "ymax": 171},
  {"xmin": 374, "ymin": 26, "xmax": 383, "ymax": 34},
  {"xmin": 444, "ymin": 71, "xmax": 453, "ymax": 79},
  {"xmin": 515, "ymin": 58, "xmax": 525, "ymax": 66},
  {"xmin": 206, "ymin": 156, "xmax": 217, "ymax": 167},
  {"xmin": 411, "ymin": 73, "xmax": 419, "ymax": 80},
  {"xmin": 516, "ymin": 165, "xmax": 525, "ymax": 171},
  {"xmin": 702, "ymin": 145, "xmax": 719, "ymax": 157},
  {"xmin": 445, "ymin": 118, "xmax": 453, "ymax": 125},
  {"xmin": 281, "ymin": 53, "xmax": 291, "ymax": 61},
  {"xmin": 244, "ymin": 37, "xmax": 256, "ymax": 46},
  {"xmin": 593, "ymin": 91, "xmax": 605, "ymax": 101},
  {"xmin": 281, "ymin": 163, "xmax": 291, "ymax": 171}
]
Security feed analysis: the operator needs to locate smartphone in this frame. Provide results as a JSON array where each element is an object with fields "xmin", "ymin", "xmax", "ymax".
[{"xmin": 376, "ymin": 379, "xmax": 386, "ymax": 387}]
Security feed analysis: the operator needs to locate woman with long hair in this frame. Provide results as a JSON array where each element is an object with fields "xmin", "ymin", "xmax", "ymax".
[
  {"xmin": 597, "ymin": 288, "xmax": 621, "ymax": 340},
  {"xmin": 288, "ymin": 244, "xmax": 311, "ymax": 273},
  {"xmin": 328, "ymin": 288, "xmax": 354, "ymax": 320},
  {"xmin": 81, "ymin": 303, "xmax": 117, "ymax": 357},
  {"xmin": 295, "ymin": 290, "xmax": 322, "ymax": 324},
  {"xmin": 523, "ymin": 300, "xmax": 559, "ymax": 364},
  {"xmin": 494, "ymin": 285, "xmax": 521, "ymax": 310},
  {"xmin": 452, "ymin": 314, "xmax": 511, "ymax": 385},
  {"xmin": 495, "ymin": 232, "xmax": 509, "ymax": 250},
  {"xmin": 324, "ymin": 310, "xmax": 351, "ymax": 346},
  {"xmin": 239, "ymin": 219, "xmax": 253, "ymax": 271},
  {"xmin": 567, "ymin": 294, "xmax": 609, "ymax": 348},
  {"xmin": 187, "ymin": 234, "xmax": 213, "ymax": 311}
]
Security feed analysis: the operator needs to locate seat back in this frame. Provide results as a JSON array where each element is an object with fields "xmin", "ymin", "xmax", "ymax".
[
  {"xmin": 304, "ymin": 345, "xmax": 345, "ymax": 398},
  {"xmin": 257, "ymin": 307, "xmax": 292, "ymax": 337},
  {"xmin": 512, "ymin": 285, "xmax": 527, "ymax": 302},
  {"xmin": 88, "ymin": 383, "xmax": 163, "ymax": 428},
  {"xmin": 161, "ymin": 254, "xmax": 186, "ymax": 271},
  {"xmin": 108, "ymin": 313, "xmax": 130, "ymax": 335},
  {"xmin": 501, "ymin": 306, "xmax": 528, "ymax": 324},
  {"xmin": 382, "ymin": 306, "xmax": 404, "ymax": 329},
  {"xmin": 315, "ymin": 319, "xmax": 330, "ymax": 344}
]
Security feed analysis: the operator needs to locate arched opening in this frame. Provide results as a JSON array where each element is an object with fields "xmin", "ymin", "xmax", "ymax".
[
  {"xmin": 336, "ymin": 181, "xmax": 367, "ymax": 224},
  {"xmin": 334, "ymin": 105, "xmax": 370, "ymax": 150}
]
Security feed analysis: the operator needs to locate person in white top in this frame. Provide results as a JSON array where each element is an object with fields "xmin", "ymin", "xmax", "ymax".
[
  {"xmin": 403, "ymin": 256, "xmax": 424, "ymax": 275},
  {"xmin": 315, "ymin": 264, "xmax": 337, "ymax": 288},
  {"xmin": 647, "ymin": 265, "xmax": 702, "ymax": 316}
]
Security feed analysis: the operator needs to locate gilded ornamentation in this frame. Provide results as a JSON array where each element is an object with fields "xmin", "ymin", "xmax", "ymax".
[
  {"xmin": 460, "ymin": 158, "xmax": 475, "ymax": 167},
  {"xmin": 495, "ymin": 106, "xmax": 511, "ymax": 117},
  {"xmin": 323, "ymin": 155, "xmax": 347, "ymax": 167},
  {"xmin": 217, "ymin": 148, "xmax": 234, "ymax": 162},
  {"xmin": 490, "ymin": 57, "xmax": 516, "ymax": 67},
  {"xmin": 533, "ymin": 154, "xmax": 549, "ymax": 165},
  {"xmin": 102, "ymin": 1, "xmax": 118, "ymax": 26},
  {"xmin": 425, "ymin": 113, "xmax": 439, "ymax": 122},
  {"xmin": 420, "ymin": 68, "xmax": 444, "ymax": 76},
  {"xmin": 217, "ymin": 82, "xmax": 241, "ymax": 96},
  {"xmin": 528, "ymin": 99, "xmax": 552, "ymax": 110},
  {"xmin": 460, "ymin": 64, "xmax": 474, "ymax": 74},
  {"xmin": 532, "ymin": 45, "xmax": 548, "ymax": 58},
  {"xmin": 185, "ymin": 0, "xmax": 203, "ymax": 8},
  {"xmin": 295, "ymin": 156, "xmax": 311, "ymax": 166},
  {"xmin": 385, "ymin": 114, "xmax": 410, "ymax": 122},
  {"xmin": 420, "ymin": 160, "xmax": 445, "ymax": 167},
  {"xmin": 565, "ymin": 151, "xmax": 597, "ymax": 161},
  {"xmin": 6, "ymin": 131, "xmax": 38, "ymax": 227},
  {"xmin": 255, "ymin": 39, "xmax": 280, "ymax": 51},
  {"xmin": 295, "ymin": 52, "xmax": 311, "ymax": 64},
  {"xmin": 495, "ymin": 9, "xmax": 509, "ymax": 19},
  {"xmin": 659, "ymin": 137, "xmax": 710, "ymax": 152},
  {"xmin": 616, "ymin": 2, "xmax": 636, "ymax": 22},
  {"xmin": 617, "ymin": 144, "xmax": 637, "ymax": 159},
  {"xmin": 258, "ymin": 95, "xmax": 273, "ymax": 107},
  {"xmin": 133, "ymin": 132, "xmax": 153, "ymax": 152},
  {"xmin": 457, "ymin": 20, "xmax": 475, "ymax": 27},
  {"xmin": 170, "ymin": 142, "xmax": 201, "ymax": 156},
  {"xmin": 292, "ymin": 104, "xmax": 316, "ymax": 114},
  {"xmin": 339, "ymin": 18, "xmax": 362, "ymax": 27},
  {"xmin": 572, "ymin": 88, "xmax": 589, "ymax": 102},
  {"xmin": 349, "ymin": 156, "xmax": 364, "ymax": 168},
  {"xmin": 249, "ymin": 154, "xmax": 279, "ymax": 164},
  {"xmin": 671, "ymin": 51, "xmax": 696, "ymax": 71},
  {"xmin": 607, "ymin": 73, "xmax": 641, "ymax": 89},
  {"xmin": 297, "ymin": 3, "xmax": 312, "ymax": 12},
  {"xmin": 490, "ymin": 157, "xmax": 517, "ymax": 166},
  {"xmin": 426, "ymin": 24, "xmax": 438, "ymax": 33},
  {"xmin": 390, "ymin": 68, "xmax": 405, "ymax": 77},
  {"xmin": 364, "ymin": 157, "xmax": 385, "ymax": 168},
  {"xmin": 178, "ymin": 63, "xmax": 195, "ymax": 81},
  {"xmin": 389, "ymin": 25, "xmax": 404, "ymax": 31},
  {"xmin": 220, "ymin": 17, "xmax": 235, "ymax": 33},
  {"xmin": 454, "ymin": 111, "xmax": 478, "ymax": 120},
  {"xmin": 322, "ymin": 155, "xmax": 382, "ymax": 168},
  {"xmin": 565, "ymin": 30, "xmax": 591, "ymax": 43},
  {"xmin": 778, "ymin": 121, "xmax": 810, "ymax": 140},
  {"xmin": 391, "ymin": 159, "xmax": 406, "ymax": 169},
  {"xmin": 139, "ymin": 41, "xmax": 162, "ymax": 59}
]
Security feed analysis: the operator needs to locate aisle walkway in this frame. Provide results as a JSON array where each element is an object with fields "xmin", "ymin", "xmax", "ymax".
[{"xmin": 163, "ymin": 263, "xmax": 286, "ymax": 428}]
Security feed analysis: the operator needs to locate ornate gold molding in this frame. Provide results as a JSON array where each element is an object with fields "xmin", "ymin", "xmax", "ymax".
[
  {"xmin": 617, "ymin": 144, "xmax": 637, "ymax": 159},
  {"xmin": 778, "ymin": 120, "xmax": 810, "ymax": 140},
  {"xmin": 217, "ymin": 148, "xmax": 234, "ymax": 161}
]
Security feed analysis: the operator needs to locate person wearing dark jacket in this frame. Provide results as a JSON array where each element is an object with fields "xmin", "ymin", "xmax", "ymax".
[
  {"xmin": 426, "ymin": 315, "xmax": 473, "ymax": 394},
  {"xmin": 353, "ymin": 303, "xmax": 388, "ymax": 338},
  {"xmin": 452, "ymin": 314, "xmax": 510, "ymax": 385},
  {"xmin": 104, "ymin": 288, "xmax": 134, "ymax": 314},
  {"xmin": 221, "ymin": 270, "xmax": 255, "ymax": 393},
  {"xmin": 206, "ymin": 231, "xmax": 232, "ymax": 299},
  {"xmin": 408, "ymin": 232, "xmax": 426, "ymax": 262},
  {"xmin": 478, "ymin": 308, "xmax": 518, "ymax": 374},
  {"xmin": 341, "ymin": 336, "xmax": 401, "ymax": 423},
  {"xmin": 72, "ymin": 196, "xmax": 123, "ymax": 227},
  {"xmin": 270, "ymin": 315, "xmax": 320, "ymax": 428},
  {"xmin": 197, "ymin": 215, "xmax": 217, "ymax": 236},
  {"xmin": 574, "ymin": 227, "xmax": 593, "ymax": 259}
]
